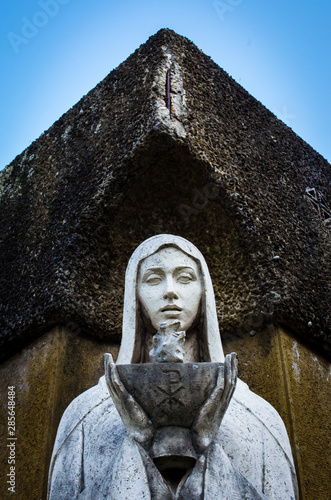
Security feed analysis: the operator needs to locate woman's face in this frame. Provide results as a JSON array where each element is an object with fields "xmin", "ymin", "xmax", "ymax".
[{"xmin": 137, "ymin": 246, "xmax": 202, "ymax": 332}]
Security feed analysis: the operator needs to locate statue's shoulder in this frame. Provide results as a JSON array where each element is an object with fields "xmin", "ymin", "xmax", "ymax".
[
  {"xmin": 53, "ymin": 376, "xmax": 111, "ymax": 452},
  {"xmin": 234, "ymin": 378, "xmax": 282, "ymax": 419},
  {"xmin": 233, "ymin": 379, "xmax": 293, "ymax": 460},
  {"xmin": 63, "ymin": 375, "xmax": 109, "ymax": 420}
]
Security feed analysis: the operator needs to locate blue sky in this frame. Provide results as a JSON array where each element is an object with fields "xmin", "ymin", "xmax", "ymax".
[{"xmin": 1, "ymin": 0, "xmax": 330, "ymax": 170}]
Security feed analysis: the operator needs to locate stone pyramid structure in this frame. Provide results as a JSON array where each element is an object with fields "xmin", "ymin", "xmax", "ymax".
[{"xmin": 1, "ymin": 29, "xmax": 330, "ymax": 361}]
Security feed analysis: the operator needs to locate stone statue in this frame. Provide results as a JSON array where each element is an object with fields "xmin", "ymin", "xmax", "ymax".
[{"xmin": 47, "ymin": 235, "xmax": 298, "ymax": 499}]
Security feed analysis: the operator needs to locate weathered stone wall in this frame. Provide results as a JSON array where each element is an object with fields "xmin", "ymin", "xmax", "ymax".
[
  {"xmin": 0, "ymin": 326, "xmax": 329, "ymax": 499},
  {"xmin": 226, "ymin": 328, "xmax": 331, "ymax": 500},
  {"xmin": 0, "ymin": 326, "xmax": 119, "ymax": 500}
]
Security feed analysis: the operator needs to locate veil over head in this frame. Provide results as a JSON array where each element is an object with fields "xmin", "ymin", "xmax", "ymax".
[{"xmin": 117, "ymin": 234, "xmax": 225, "ymax": 364}]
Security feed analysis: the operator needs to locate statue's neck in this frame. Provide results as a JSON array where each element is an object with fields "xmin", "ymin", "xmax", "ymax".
[{"xmin": 182, "ymin": 330, "xmax": 200, "ymax": 362}]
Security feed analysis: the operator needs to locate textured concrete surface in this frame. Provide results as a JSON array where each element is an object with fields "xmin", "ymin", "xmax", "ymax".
[
  {"xmin": 0, "ymin": 326, "xmax": 118, "ymax": 500},
  {"xmin": 0, "ymin": 29, "xmax": 330, "ymax": 362},
  {"xmin": 225, "ymin": 327, "xmax": 331, "ymax": 500}
]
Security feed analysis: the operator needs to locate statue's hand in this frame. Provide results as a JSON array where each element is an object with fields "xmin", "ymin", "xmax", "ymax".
[
  {"xmin": 192, "ymin": 352, "xmax": 238, "ymax": 455},
  {"xmin": 104, "ymin": 353, "xmax": 153, "ymax": 450}
]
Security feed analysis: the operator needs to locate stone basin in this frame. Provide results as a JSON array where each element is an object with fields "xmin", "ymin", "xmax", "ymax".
[{"xmin": 117, "ymin": 362, "xmax": 224, "ymax": 428}]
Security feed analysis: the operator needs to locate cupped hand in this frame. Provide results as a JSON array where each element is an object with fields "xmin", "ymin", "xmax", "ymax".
[
  {"xmin": 104, "ymin": 353, "xmax": 154, "ymax": 450},
  {"xmin": 192, "ymin": 352, "xmax": 238, "ymax": 454}
]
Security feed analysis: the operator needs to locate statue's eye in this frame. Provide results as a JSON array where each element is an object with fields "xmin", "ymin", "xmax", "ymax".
[
  {"xmin": 177, "ymin": 274, "xmax": 193, "ymax": 284},
  {"xmin": 146, "ymin": 275, "xmax": 162, "ymax": 285}
]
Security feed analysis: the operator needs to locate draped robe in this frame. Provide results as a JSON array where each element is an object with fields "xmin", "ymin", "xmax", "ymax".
[{"xmin": 47, "ymin": 376, "xmax": 298, "ymax": 499}]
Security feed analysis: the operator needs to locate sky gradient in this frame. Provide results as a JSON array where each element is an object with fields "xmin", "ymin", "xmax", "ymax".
[{"xmin": 1, "ymin": 0, "xmax": 330, "ymax": 170}]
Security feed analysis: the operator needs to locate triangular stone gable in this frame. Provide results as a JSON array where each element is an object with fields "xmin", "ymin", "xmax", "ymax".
[{"xmin": 0, "ymin": 29, "xmax": 330, "ymax": 361}]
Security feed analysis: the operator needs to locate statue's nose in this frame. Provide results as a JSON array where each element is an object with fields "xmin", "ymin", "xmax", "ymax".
[{"xmin": 163, "ymin": 277, "xmax": 179, "ymax": 300}]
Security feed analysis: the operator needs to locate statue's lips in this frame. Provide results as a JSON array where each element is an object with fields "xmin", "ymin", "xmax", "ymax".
[{"xmin": 161, "ymin": 305, "xmax": 182, "ymax": 312}]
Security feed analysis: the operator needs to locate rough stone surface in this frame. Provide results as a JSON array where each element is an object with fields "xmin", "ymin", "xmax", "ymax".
[
  {"xmin": 0, "ymin": 28, "xmax": 330, "ymax": 361},
  {"xmin": 149, "ymin": 322, "xmax": 186, "ymax": 363},
  {"xmin": 226, "ymin": 327, "xmax": 331, "ymax": 500},
  {"xmin": 0, "ymin": 326, "xmax": 119, "ymax": 500}
]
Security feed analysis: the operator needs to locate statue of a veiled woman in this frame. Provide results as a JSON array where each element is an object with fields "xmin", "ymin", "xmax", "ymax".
[{"xmin": 47, "ymin": 235, "xmax": 298, "ymax": 499}]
